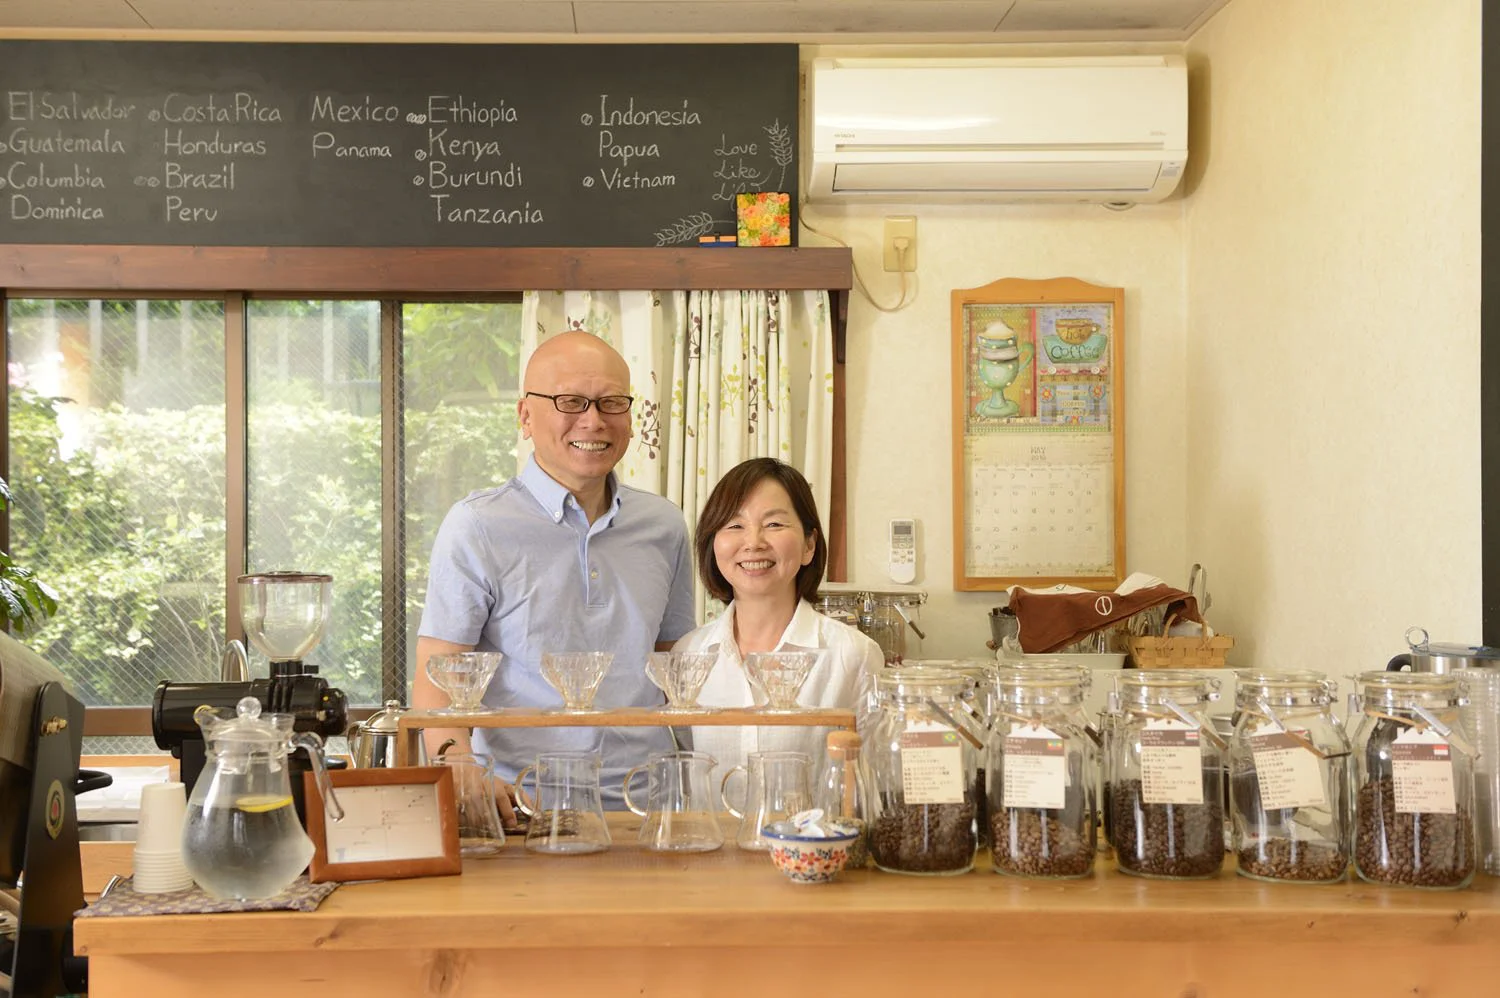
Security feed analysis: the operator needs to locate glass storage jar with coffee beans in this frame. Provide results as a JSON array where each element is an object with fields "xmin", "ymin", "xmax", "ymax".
[
  {"xmin": 1229, "ymin": 670, "xmax": 1350, "ymax": 884},
  {"xmin": 987, "ymin": 663, "xmax": 1097, "ymax": 878},
  {"xmin": 1109, "ymin": 670, "xmax": 1226, "ymax": 880},
  {"xmin": 863, "ymin": 669, "xmax": 982, "ymax": 875},
  {"xmin": 1350, "ymin": 671, "xmax": 1477, "ymax": 890}
]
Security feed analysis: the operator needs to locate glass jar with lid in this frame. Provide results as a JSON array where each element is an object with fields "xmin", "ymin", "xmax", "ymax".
[
  {"xmin": 814, "ymin": 592, "xmax": 860, "ymax": 628},
  {"xmin": 1350, "ymin": 671, "xmax": 1477, "ymax": 889},
  {"xmin": 1108, "ymin": 670, "xmax": 1225, "ymax": 879},
  {"xmin": 863, "ymin": 668, "xmax": 981, "ymax": 875},
  {"xmin": 1229, "ymin": 670, "xmax": 1350, "ymax": 884},
  {"xmin": 987, "ymin": 663, "xmax": 1096, "ymax": 878},
  {"xmin": 862, "ymin": 591, "xmax": 926, "ymax": 664}
]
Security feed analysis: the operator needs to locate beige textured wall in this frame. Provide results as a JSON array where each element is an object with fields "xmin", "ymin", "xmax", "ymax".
[
  {"xmin": 1183, "ymin": 0, "xmax": 1482, "ymax": 682},
  {"xmin": 804, "ymin": 44, "xmax": 1190, "ymax": 659},
  {"xmin": 799, "ymin": 69, "xmax": 1191, "ymax": 657}
]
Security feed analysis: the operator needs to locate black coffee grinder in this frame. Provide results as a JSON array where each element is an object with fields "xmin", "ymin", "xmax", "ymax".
[{"xmin": 152, "ymin": 572, "xmax": 348, "ymax": 823}]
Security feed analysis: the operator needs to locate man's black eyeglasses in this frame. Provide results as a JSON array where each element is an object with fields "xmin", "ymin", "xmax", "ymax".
[{"xmin": 524, "ymin": 391, "xmax": 634, "ymax": 415}]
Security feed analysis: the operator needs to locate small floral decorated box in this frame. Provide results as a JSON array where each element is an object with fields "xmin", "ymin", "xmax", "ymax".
[{"xmin": 735, "ymin": 192, "xmax": 792, "ymax": 247}]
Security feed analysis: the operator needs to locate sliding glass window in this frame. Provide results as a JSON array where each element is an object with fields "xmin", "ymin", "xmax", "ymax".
[
  {"xmin": 5, "ymin": 299, "xmax": 227, "ymax": 708},
  {"xmin": 4, "ymin": 295, "xmax": 522, "ymax": 733}
]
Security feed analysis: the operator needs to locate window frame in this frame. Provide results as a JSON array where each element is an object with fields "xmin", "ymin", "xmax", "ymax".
[{"xmin": 0, "ymin": 245, "xmax": 853, "ymax": 736}]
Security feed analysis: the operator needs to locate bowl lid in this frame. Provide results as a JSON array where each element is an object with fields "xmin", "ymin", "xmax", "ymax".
[{"xmin": 761, "ymin": 808, "xmax": 859, "ymax": 842}]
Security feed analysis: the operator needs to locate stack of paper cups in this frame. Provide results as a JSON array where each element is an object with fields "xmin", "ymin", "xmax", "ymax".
[{"xmin": 132, "ymin": 780, "xmax": 193, "ymax": 893}]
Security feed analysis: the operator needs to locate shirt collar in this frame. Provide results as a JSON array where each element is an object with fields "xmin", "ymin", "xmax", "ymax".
[
  {"xmin": 780, "ymin": 600, "xmax": 823, "ymax": 649},
  {"xmin": 704, "ymin": 600, "xmax": 819, "ymax": 652},
  {"xmin": 519, "ymin": 454, "xmax": 621, "ymax": 523}
]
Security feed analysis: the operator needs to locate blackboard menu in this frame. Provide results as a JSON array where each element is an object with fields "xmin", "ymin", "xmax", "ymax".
[{"xmin": 0, "ymin": 41, "xmax": 799, "ymax": 247}]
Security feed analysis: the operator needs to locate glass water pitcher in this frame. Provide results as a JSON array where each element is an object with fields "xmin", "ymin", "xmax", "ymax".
[{"xmin": 181, "ymin": 697, "xmax": 343, "ymax": 900}]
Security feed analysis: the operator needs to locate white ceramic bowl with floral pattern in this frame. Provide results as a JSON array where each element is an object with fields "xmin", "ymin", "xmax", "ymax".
[{"xmin": 761, "ymin": 819, "xmax": 860, "ymax": 884}]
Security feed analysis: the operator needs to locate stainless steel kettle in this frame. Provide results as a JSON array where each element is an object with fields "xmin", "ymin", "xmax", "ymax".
[
  {"xmin": 347, "ymin": 699, "xmax": 426, "ymax": 768},
  {"xmin": 1387, "ymin": 626, "xmax": 1500, "ymax": 674}
]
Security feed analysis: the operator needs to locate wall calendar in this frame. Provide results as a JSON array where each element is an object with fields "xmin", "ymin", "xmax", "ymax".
[{"xmin": 952, "ymin": 277, "xmax": 1126, "ymax": 590}]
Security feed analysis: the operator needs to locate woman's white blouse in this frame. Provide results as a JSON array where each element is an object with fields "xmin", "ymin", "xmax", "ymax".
[{"xmin": 673, "ymin": 599, "xmax": 882, "ymax": 782}]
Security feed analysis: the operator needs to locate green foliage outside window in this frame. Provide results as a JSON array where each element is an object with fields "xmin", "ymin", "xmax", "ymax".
[{"xmin": 6, "ymin": 297, "xmax": 522, "ymax": 708}]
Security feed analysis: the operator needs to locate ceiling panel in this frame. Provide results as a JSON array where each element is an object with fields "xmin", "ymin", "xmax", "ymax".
[
  {"xmin": 0, "ymin": 0, "xmax": 147, "ymax": 29},
  {"xmin": 125, "ymin": 0, "xmax": 578, "ymax": 33},
  {"xmin": 575, "ymin": 1, "xmax": 1013, "ymax": 35},
  {"xmin": 0, "ymin": 0, "xmax": 1231, "ymax": 37},
  {"xmin": 998, "ymin": 0, "xmax": 1213, "ymax": 32}
]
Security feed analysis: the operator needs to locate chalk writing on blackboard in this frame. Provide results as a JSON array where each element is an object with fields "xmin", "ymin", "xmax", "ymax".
[{"xmin": 0, "ymin": 42, "xmax": 799, "ymax": 247}]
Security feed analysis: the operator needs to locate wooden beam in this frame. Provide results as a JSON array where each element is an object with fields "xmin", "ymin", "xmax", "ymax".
[{"xmin": 0, "ymin": 245, "xmax": 853, "ymax": 294}]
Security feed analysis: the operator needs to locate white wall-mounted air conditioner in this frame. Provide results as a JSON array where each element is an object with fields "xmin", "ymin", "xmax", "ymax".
[{"xmin": 807, "ymin": 56, "xmax": 1188, "ymax": 204}]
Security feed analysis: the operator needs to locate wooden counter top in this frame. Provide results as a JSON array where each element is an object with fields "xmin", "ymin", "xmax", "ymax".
[{"xmin": 74, "ymin": 816, "xmax": 1500, "ymax": 998}]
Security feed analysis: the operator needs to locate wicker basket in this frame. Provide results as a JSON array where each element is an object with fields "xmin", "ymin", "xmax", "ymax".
[{"xmin": 1127, "ymin": 616, "xmax": 1234, "ymax": 670}]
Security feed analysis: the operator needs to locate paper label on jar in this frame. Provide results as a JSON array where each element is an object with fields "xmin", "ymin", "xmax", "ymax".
[
  {"xmin": 1002, "ymin": 723, "xmax": 1066, "ymax": 811},
  {"xmin": 1140, "ymin": 718, "xmax": 1204, "ymax": 805},
  {"xmin": 1249, "ymin": 724, "xmax": 1327, "ymax": 811},
  {"xmin": 1391, "ymin": 727, "xmax": 1457, "ymax": 815},
  {"xmin": 900, "ymin": 722, "xmax": 965, "ymax": 805}
]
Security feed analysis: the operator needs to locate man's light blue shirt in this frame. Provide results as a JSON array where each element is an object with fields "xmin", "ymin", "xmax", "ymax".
[{"xmin": 418, "ymin": 456, "xmax": 696, "ymax": 805}]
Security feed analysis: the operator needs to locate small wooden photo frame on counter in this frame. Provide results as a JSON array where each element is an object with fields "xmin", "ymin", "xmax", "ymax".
[
  {"xmin": 303, "ymin": 766, "xmax": 460, "ymax": 883},
  {"xmin": 952, "ymin": 276, "xmax": 1126, "ymax": 590}
]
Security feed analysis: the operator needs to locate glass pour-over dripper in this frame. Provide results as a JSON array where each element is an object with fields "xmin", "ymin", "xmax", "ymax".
[
  {"xmin": 743, "ymin": 651, "xmax": 821, "ymax": 712},
  {"xmin": 425, "ymin": 652, "xmax": 503, "ymax": 714},
  {"xmin": 646, "ymin": 651, "xmax": 718, "ymax": 711},
  {"xmin": 541, "ymin": 652, "xmax": 614, "ymax": 712},
  {"xmin": 239, "ymin": 572, "xmax": 332, "ymax": 666}
]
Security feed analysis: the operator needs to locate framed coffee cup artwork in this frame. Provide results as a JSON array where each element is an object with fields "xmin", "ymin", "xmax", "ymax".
[
  {"xmin": 303, "ymin": 766, "xmax": 461, "ymax": 883},
  {"xmin": 951, "ymin": 276, "xmax": 1126, "ymax": 590}
]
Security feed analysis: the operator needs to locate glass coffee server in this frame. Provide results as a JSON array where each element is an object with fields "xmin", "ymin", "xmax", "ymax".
[{"xmin": 1228, "ymin": 670, "xmax": 1350, "ymax": 883}]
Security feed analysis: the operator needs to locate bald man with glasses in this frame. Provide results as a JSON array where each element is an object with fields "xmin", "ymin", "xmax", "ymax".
[{"xmin": 415, "ymin": 331, "xmax": 696, "ymax": 822}]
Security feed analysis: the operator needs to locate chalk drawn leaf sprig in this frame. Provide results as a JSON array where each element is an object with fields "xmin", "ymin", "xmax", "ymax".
[
  {"xmin": 764, "ymin": 119, "xmax": 793, "ymax": 193},
  {"xmin": 765, "ymin": 119, "xmax": 792, "ymax": 168},
  {"xmin": 654, "ymin": 212, "xmax": 717, "ymax": 246}
]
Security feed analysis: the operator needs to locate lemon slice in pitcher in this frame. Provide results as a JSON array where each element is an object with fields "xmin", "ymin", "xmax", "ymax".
[{"xmin": 235, "ymin": 793, "xmax": 293, "ymax": 813}]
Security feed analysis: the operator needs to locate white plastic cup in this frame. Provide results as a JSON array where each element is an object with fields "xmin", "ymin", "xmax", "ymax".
[
  {"xmin": 132, "ymin": 780, "xmax": 194, "ymax": 893},
  {"xmin": 134, "ymin": 780, "xmax": 188, "ymax": 852},
  {"xmin": 131, "ymin": 866, "xmax": 193, "ymax": 893}
]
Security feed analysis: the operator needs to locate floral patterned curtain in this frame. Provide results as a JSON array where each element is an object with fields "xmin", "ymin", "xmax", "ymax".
[{"xmin": 519, "ymin": 289, "xmax": 835, "ymax": 620}]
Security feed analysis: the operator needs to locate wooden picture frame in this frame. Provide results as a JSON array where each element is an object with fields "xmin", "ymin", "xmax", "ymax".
[
  {"xmin": 951, "ymin": 277, "xmax": 1126, "ymax": 590},
  {"xmin": 303, "ymin": 766, "xmax": 461, "ymax": 883}
]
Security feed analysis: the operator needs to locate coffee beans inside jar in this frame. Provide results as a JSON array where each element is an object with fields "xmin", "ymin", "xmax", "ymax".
[
  {"xmin": 870, "ymin": 795, "xmax": 977, "ymax": 874},
  {"xmin": 1237, "ymin": 838, "xmax": 1347, "ymax": 882},
  {"xmin": 1355, "ymin": 777, "xmax": 1474, "ymax": 888},
  {"xmin": 989, "ymin": 808, "xmax": 1094, "ymax": 877},
  {"xmin": 1110, "ymin": 778, "xmax": 1224, "ymax": 878}
]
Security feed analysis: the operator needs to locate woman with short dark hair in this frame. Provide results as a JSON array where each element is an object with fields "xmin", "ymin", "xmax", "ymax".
[{"xmin": 675, "ymin": 457, "xmax": 881, "ymax": 777}]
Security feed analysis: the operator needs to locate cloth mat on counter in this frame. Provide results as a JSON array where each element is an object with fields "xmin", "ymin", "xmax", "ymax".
[
  {"xmin": 1008, "ymin": 572, "xmax": 1204, "ymax": 654},
  {"xmin": 75, "ymin": 875, "xmax": 338, "ymax": 918}
]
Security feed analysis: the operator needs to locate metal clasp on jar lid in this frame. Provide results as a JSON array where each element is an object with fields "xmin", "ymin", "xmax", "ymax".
[
  {"xmin": 875, "ymin": 668, "xmax": 986, "ymax": 748},
  {"xmin": 1233, "ymin": 669, "xmax": 1335, "ymax": 709},
  {"xmin": 1116, "ymin": 669, "xmax": 1220, "ymax": 705},
  {"xmin": 1118, "ymin": 670, "xmax": 1224, "ymax": 748},
  {"xmin": 1355, "ymin": 669, "xmax": 1468, "ymax": 708}
]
